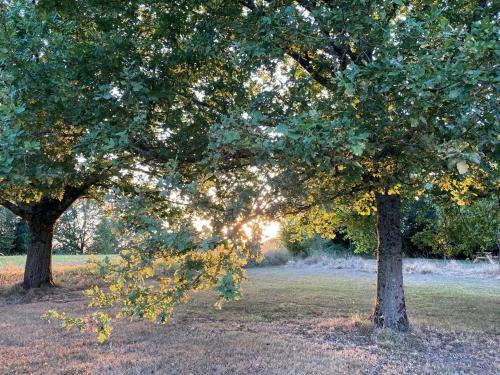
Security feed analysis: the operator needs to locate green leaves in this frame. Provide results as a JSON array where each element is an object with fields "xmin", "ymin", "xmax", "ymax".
[
  {"xmin": 348, "ymin": 131, "xmax": 370, "ymax": 157},
  {"xmin": 215, "ymin": 272, "xmax": 241, "ymax": 303}
]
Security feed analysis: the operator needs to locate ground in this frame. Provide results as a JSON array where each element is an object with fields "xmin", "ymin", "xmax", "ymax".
[{"xmin": 0, "ymin": 256, "xmax": 499, "ymax": 375}]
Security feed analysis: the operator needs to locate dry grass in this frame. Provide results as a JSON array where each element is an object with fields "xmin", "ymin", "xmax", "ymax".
[
  {"xmin": 0, "ymin": 263, "xmax": 104, "ymax": 304},
  {"xmin": 1, "ymin": 265, "xmax": 499, "ymax": 375},
  {"xmin": 288, "ymin": 254, "xmax": 500, "ymax": 278}
]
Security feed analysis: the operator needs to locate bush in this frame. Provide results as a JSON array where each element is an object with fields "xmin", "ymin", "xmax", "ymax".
[
  {"xmin": 412, "ymin": 198, "xmax": 499, "ymax": 258},
  {"xmin": 53, "ymin": 200, "xmax": 119, "ymax": 255},
  {"xmin": 334, "ymin": 208, "xmax": 377, "ymax": 255},
  {"xmin": 277, "ymin": 196, "xmax": 499, "ymax": 260},
  {"xmin": 13, "ymin": 220, "xmax": 30, "ymax": 254},
  {"xmin": 279, "ymin": 218, "xmax": 312, "ymax": 257},
  {"xmin": 256, "ymin": 248, "xmax": 292, "ymax": 267}
]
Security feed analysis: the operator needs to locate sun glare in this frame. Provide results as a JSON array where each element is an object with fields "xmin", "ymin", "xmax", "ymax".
[
  {"xmin": 262, "ymin": 221, "xmax": 281, "ymax": 241},
  {"xmin": 194, "ymin": 218, "xmax": 281, "ymax": 242}
]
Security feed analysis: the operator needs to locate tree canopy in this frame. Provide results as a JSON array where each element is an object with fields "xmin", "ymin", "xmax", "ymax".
[
  {"xmin": 209, "ymin": 0, "xmax": 497, "ymax": 210},
  {"xmin": 0, "ymin": 0, "xmax": 251, "ymax": 288}
]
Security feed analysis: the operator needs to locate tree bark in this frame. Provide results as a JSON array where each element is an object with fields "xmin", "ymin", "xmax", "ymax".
[
  {"xmin": 372, "ymin": 193, "xmax": 409, "ymax": 331},
  {"xmin": 23, "ymin": 217, "xmax": 57, "ymax": 289}
]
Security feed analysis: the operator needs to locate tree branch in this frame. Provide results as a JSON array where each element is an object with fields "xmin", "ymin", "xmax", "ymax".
[
  {"xmin": 0, "ymin": 200, "xmax": 23, "ymax": 217},
  {"xmin": 287, "ymin": 50, "xmax": 337, "ymax": 91}
]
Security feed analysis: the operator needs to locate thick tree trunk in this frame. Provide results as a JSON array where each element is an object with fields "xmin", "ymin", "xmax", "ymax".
[
  {"xmin": 372, "ymin": 193, "xmax": 409, "ymax": 331},
  {"xmin": 2, "ymin": 182, "xmax": 95, "ymax": 289},
  {"xmin": 23, "ymin": 218, "xmax": 56, "ymax": 289}
]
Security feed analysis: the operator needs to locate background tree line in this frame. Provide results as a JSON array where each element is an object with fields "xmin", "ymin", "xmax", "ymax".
[{"xmin": 0, "ymin": 199, "xmax": 119, "ymax": 255}]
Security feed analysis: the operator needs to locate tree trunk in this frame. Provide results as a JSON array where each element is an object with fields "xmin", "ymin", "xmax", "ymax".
[
  {"xmin": 23, "ymin": 218, "xmax": 56, "ymax": 289},
  {"xmin": 2, "ymin": 183, "xmax": 94, "ymax": 289},
  {"xmin": 372, "ymin": 193, "xmax": 409, "ymax": 331}
]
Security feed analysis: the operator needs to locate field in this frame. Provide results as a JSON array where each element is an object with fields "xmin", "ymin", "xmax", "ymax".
[
  {"xmin": 0, "ymin": 256, "xmax": 499, "ymax": 375},
  {"xmin": 0, "ymin": 255, "xmax": 116, "ymax": 268}
]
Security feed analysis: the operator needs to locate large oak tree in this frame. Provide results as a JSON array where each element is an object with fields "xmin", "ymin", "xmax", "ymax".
[
  {"xmin": 0, "ymin": 0, "xmax": 248, "ymax": 288},
  {"xmin": 207, "ymin": 0, "xmax": 498, "ymax": 330}
]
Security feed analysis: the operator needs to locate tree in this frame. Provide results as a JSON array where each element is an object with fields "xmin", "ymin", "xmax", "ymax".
[
  {"xmin": 54, "ymin": 200, "xmax": 101, "ymax": 254},
  {"xmin": 0, "ymin": 207, "xmax": 17, "ymax": 255},
  {"xmin": 89, "ymin": 216, "xmax": 119, "ymax": 255},
  {"xmin": 206, "ymin": 0, "xmax": 497, "ymax": 330},
  {"xmin": 0, "ymin": 1, "xmax": 248, "ymax": 288}
]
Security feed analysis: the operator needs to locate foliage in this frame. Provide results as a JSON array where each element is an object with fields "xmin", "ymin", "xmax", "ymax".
[
  {"xmin": 53, "ymin": 199, "xmax": 120, "ymax": 255},
  {"xmin": 54, "ymin": 200, "xmax": 101, "ymax": 254},
  {"xmin": 49, "ymin": 193, "xmax": 256, "ymax": 341},
  {"xmin": 279, "ymin": 205, "xmax": 376, "ymax": 255},
  {"xmin": 336, "ymin": 211, "xmax": 377, "ymax": 255},
  {"xmin": 412, "ymin": 198, "xmax": 500, "ymax": 258},
  {"xmin": 49, "ymin": 188, "xmax": 259, "ymax": 340},
  {"xmin": 43, "ymin": 310, "xmax": 112, "ymax": 344},
  {"xmin": 282, "ymin": 196, "xmax": 499, "ymax": 258},
  {"xmin": 0, "ymin": 0, "xmax": 253, "ymax": 205},
  {"xmin": 0, "ymin": 0, "xmax": 252, "ymax": 271},
  {"xmin": 400, "ymin": 199, "xmax": 437, "ymax": 257},
  {"xmin": 0, "ymin": 207, "xmax": 29, "ymax": 255},
  {"xmin": 279, "ymin": 205, "xmax": 341, "ymax": 256},
  {"xmin": 90, "ymin": 217, "xmax": 119, "ymax": 255},
  {"xmin": 0, "ymin": 0, "xmax": 258, "ymax": 336},
  {"xmin": 209, "ymin": 0, "xmax": 498, "ymax": 218},
  {"xmin": 256, "ymin": 248, "xmax": 292, "ymax": 267},
  {"xmin": 0, "ymin": 207, "xmax": 17, "ymax": 255},
  {"xmin": 279, "ymin": 218, "xmax": 311, "ymax": 257}
]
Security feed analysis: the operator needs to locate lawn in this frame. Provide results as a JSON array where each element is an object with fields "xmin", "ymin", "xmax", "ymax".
[
  {"xmin": 0, "ymin": 259, "xmax": 499, "ymax": 374},
  {"xmin": 0, "ymin": 254, "xmax": 117, "ymax": 268}
]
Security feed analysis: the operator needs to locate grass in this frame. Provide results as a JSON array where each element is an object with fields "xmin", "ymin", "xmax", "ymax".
[
  {"xmin": 0, "ymin": 258, "xmax": 499, "ymax": 374},
  {"xmin": 0, "ymin": 254, "xmax": 117, "ymax": 268},
  {"xmin": 0, "ymin": 255, "xmax": 117, "ymax": 292}
]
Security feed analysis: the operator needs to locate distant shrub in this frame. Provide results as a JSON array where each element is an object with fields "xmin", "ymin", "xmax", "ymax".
[
  {"xmin": 278, "ymin": 197, "xmax": 499, "ymax": 260},
  {"xmin": 54, "ymin": 201, "xmax": 100, "ymax": 254},
  {"xmin": 258, "ymin": 248, "xmax": 292, "ymax": 266},
  {"xmin": 279, "ymin": 206, "xmax": 376, "ymax": 256},
  {"xmin": 13, "ymin": 220, "xmax": 30, "ymax": 254},
  {"xmin": 279, "ymin": 219, "xmax": 312, "ymax": 257},
  {"xmin": 54, "ymin": 200, "xmax": 119, "ymax": 255},
  {"xmin": 321, "ymin": 241, "xmax": 352, "ymax": 256},
  {"xmin": 245, "ymin": 246, "xmax": 292, "ymax": 268},
  {"xmin": 335, "ymin": 210, "xmax": 377, "ymax": 255}
]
